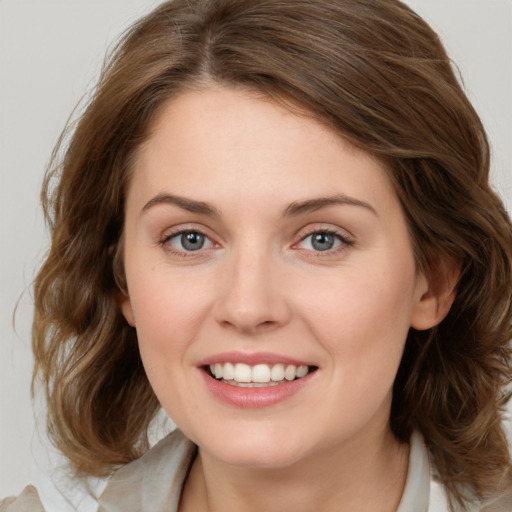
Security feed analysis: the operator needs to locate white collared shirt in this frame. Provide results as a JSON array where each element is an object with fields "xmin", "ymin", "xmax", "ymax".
[{"xmin": 31, "ymin": 429, "xmax": 501, "ymax": 512}]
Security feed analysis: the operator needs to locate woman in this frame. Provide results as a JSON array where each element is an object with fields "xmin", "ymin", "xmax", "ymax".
[{"xmin": 2, "ymin": 0, "xmax": 511, "ymax": 510}]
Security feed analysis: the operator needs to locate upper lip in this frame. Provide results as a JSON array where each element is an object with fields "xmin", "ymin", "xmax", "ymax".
[{"xmin": 197, "ymin": 351, "xmax": 316, "ymax": 367}]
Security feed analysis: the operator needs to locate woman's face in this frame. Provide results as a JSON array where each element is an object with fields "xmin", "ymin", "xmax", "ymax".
[{"xmin": 121, "ymin": 85, "xmax": 430, "ymax": 468}]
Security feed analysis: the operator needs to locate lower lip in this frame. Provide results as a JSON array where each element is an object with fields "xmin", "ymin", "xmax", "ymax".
[{"xmin": 200, "ymin": 369, "xmax": 315, "ymax": 408}]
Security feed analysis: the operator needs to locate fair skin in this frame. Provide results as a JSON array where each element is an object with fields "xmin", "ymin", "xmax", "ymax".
[{"xmin": 120, "ymin": 85, "xmax": 454, "ymax": 511}]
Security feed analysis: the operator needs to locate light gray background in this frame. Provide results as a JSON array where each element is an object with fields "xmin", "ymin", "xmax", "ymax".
[{"xmin": 1, "ymin": 0, "xmax": 511, "ymax": 502}]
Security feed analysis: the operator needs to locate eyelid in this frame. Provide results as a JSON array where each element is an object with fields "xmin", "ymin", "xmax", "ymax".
[
  {"xmin": 157, "ymin": 223, "xmax": 354, "ymax": 257},
  {"xmin": 293, "ymin": 223, "xmax": 354, "ymax": 243},
  {"xmin": 159, "ymin": 224, "xmax": 220, "ymax": 255},
  {"xmin": 292, "ymin": 224, "xmax": 355, "ymax": 254},
  {"xmin": 168, "ymin": 231, "xmax": 214, "ymax": 250}
]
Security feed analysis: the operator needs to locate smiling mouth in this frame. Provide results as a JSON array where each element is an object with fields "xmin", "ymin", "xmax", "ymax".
[{"xmin": 206, "ymin": 362, "xmax": 317, "ymax": 387}]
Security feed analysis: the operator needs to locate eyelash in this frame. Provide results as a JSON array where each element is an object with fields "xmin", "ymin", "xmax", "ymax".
[
  {"xmin": 159, "ymin": 227, "xmax": 354, "ymax": 257},
  {"xmin": 294, "ymin": 229, "xmax": 354, "ymax": 256},
  {"xmin": 159, "ymin": 228, "xmax": 216, "ymax": 258}
]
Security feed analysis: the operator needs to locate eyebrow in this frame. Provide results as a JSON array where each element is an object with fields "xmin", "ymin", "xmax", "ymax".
[
  {"xmin": 141, "ymin": 192, "xmax": 377, "ymax": 218},
  {"xmin": 141, "ymin": 193, "xmax": 220, "ymax": 217},
  {"xmin": 282, "ymin": 194, "xmax": 378, "ymax": 217}
]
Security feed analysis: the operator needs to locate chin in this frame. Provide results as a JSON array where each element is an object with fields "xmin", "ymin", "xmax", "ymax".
[
  {"xmin": 190, "ymin": 423, "xmax": 310, "ymax": 469},
  {"xmin": 211, "ymin": 443, "xmax": 305, "ymax": 470}
]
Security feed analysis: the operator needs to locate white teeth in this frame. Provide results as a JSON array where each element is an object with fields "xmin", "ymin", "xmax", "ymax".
[
  {"xmin": 284, "ymin": 364, "xmax": 296, "ymax": 381},
  {"xmin": 270, "ymin": 364, "xmax": 285, "ymax": 381},
  {"xmin": 214, "ymin": 363, "xmax": 223, "ymax": 379},
  {"xmin": 234, "ymin": 363, "xmax": 252, "ymax": 383},
  {"xmin": 252, "ymin": 364, "xmax": 271, "ymax": 383},
  {"xmin": 223, "ymin": 362, "xmax": 235, "ymax": 380},
  {"xmin": 296, "ymin": 365, "xmax": 308, "ymax": 378},
  {"xmin": 209, "ymin": 362, "xmax": 312, "ymax": 384}
]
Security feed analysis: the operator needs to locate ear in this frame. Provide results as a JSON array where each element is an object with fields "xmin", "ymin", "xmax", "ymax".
[
  {"xmin": 410, "ymin": 258, "xmax": 461, "ymax": 331},
  {"xmin": 119, "ymin": 294, "xmax": 136, "ymax": 327}
]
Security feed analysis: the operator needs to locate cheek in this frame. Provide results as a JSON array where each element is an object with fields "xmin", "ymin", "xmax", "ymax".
[
  {"xmin": 128, "ymin": 271, "xmax": 213, "ymax": 365},
  {"xmin": 128, "ymin": 273, "xmax": 214, "ymax": 420},
  {"xmin": 298, "ymin": 260, "xmax": 417, "ymax": 382}
]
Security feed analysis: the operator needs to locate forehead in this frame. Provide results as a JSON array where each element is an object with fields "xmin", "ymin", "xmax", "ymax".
[{"xmin": 128, "ymin": 85, "xmax": 398, "ymax": 216}]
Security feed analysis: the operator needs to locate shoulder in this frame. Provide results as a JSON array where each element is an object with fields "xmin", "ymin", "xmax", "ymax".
[
  {"xmin": 0, "ymin": 431, "xmax": 195, "ymax": 512},
  {"xmin": 97, "ymin": 429, "xmax": 196, "ymax": 512},
  {"xmin": 425, "ymin": 435, "xmax": 512, "ymax": 512},
  {"xmin": 104, "ymin": 427, "xmax": 196, "ymax": 488},
  {"xmin": 430, "ymin": 477, "xmax": 512, "ymax": 512},
  {"xmin": 481, "ymin": 484, "xmax": 512, "ymax": 512},
  {"xmin": 0, "ymin": 485, "xmax": 45, "ymax": 512}
]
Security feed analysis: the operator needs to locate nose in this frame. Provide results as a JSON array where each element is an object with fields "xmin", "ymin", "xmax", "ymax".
[{"xmin": 213, "ymin": 243, "xmax": 292, "ymax": 334}]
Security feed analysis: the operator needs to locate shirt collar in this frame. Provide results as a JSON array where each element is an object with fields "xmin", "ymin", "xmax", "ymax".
[{"xmin": 396, "ymin": 430, "xmax": 431, "ymax": 512}]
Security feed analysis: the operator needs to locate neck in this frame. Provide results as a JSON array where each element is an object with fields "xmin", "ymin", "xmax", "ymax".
[{"xmin": 179, "ymin": 425, "xmax": 410, "ymax": 512}]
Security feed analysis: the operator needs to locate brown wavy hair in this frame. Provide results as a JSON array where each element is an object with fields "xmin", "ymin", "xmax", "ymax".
[{"xmin": 33, "ymin": 0, "xmax": 512, "ymax": 507}]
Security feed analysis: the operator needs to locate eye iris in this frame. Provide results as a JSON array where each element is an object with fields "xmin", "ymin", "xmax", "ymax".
[
  {"xmin": 311, "ymin": 232, "xmax": 335, "ymax": 251},
  {"xmin": 181, "ymin": 232, "xmax": 205, "ymax": 251}
]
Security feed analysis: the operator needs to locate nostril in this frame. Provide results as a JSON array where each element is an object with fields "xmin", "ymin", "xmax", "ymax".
[{"xmin": 219, "ymin": 318, "xmax": 277, "ymax": 333}]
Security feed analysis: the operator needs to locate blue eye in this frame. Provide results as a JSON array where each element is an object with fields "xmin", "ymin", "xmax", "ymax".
[
  {"xmin": 299, "ymin": 231, "xmax": 348, "ymax": 252},
  {"xmin": 167, "ymin": 231, "xmax": 213, "ymax": 252}
]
